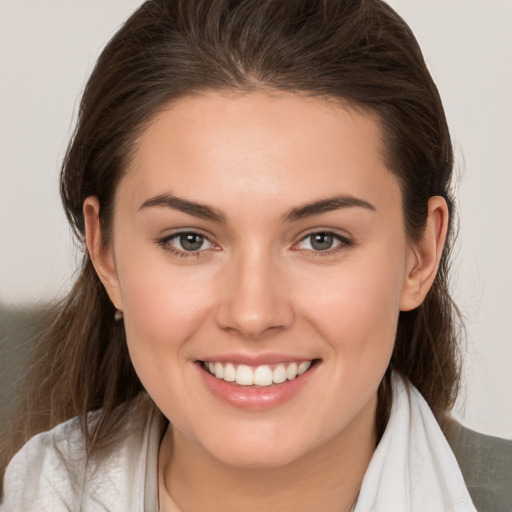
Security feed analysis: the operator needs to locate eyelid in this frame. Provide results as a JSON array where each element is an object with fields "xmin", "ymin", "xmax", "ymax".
[
  {"xmin": 156, "ymin": 229, "xmax": 219, "ymax": 257},
  {"xmin": 156, "ymin": 228, "xmax": 353, "ymax": 258},
  {"xmin": 291, "ymin": 229, "xmax": 354, "ymax": 253}
]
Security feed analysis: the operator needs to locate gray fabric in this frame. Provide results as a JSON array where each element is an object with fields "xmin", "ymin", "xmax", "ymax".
[
  {"xmin": 0, "ymin": 304, "xmax": 48, "ymax": 408},
  {"xmin": 0, "ymin": 303, "xmax": 48, "ymax": 479},
  {"xmin": 0, "ymin": 304, "xmax": 47, "ymax": 425},
  {"xmin": 443, "ymin": 417, "xmax": 512, "ymax": 512}
]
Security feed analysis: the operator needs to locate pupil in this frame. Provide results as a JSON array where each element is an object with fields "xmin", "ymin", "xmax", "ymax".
[
  {"xmin": 180, "ymin": 233, "xmax": 203, "ymax": 251},
  {"xmin": 311, "ymin": 233, "xmax": 333, "ymax": 251}
]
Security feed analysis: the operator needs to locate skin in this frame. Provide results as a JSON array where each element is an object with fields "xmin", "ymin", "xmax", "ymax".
[{"xmin": 84, "ymin": 91, "xmax": 448, "ymax": 512}]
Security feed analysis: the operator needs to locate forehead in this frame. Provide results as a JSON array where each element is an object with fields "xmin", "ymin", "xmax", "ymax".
[{"xmin": 120, "ymin": 91, "xmax": 401, "ymax": 217}]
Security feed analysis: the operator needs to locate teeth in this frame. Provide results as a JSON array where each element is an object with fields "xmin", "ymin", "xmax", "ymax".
[
  {"xmin": 297, "ymin": 361, "xmax": 311, "ymax": 375},
  {"xmin": 223, "ymin": 363, "xmax": 236, "ymax": 382},
  {"xmin": 253, "ymin": 365, "xmax": 273, "ymax": 386},
  {"xmin": 236, "ymin": 365, "xmax": 254, "ymax": 386},
  {"xmin": 286, "ymin": 362, "xmax": 298, "ymax": 380},
  {"xmin": 273, "ymin": 364, "xmax": 287, "ymax": 384},
  {"xmin": 204, "ymin": 360, "xmax": 313, "ymax": 387},
  {"xmin": 214, "ymin": 362, "xmax": 224, "ymax": 379}
]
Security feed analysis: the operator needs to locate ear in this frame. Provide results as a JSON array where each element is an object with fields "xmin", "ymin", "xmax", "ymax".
[
  {"xmin": 400, "ymin": 196, "xmax": 449, "ymax": 311},
  {"xmin": 83, "ymin": 196, "xmax": 123, "ymax": 310}
]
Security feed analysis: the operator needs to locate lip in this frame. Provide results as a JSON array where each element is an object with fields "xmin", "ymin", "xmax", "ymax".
[
  {"xmin": 195, "ymin": 358, "xmax": 320, "ymax": 410},
  {"xmin": 197, "ymin": 352, "xmax": 314, "ymax": 366}
]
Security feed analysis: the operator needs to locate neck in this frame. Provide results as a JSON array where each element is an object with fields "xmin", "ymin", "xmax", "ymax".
[{"xmin": 159, "ymin": 396, "xmax": 377, "ymax": 512}]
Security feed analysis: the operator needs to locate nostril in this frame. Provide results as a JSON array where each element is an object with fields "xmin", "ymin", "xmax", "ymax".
[{"xmin": 215, "ymin": 301, "xmax": 295, "ymax": 340}]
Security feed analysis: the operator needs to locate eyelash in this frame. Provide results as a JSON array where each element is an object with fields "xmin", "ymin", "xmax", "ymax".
[
  {"xmin": 157, "ymin": 230, "xmax": 354, "ymax": 258},
  {"xmin": 293, "ymin": 231, "xmax": 354, "ymax": 257},
  {"xmin": 157, "ymin": 231, "xmax": 215, "ymax": 258}
]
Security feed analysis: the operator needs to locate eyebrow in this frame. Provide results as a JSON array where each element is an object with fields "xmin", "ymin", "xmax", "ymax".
[
  {"xmin": 138, "ymin": 193, "xmax": 375, "ymax": 223},
  {"xmin": 283, "ymin": 195, "xmax": 376, "ymax": 222},
  {"xmin": 138, "ymin": 194, "xmax": 226, "ymax": 223}
]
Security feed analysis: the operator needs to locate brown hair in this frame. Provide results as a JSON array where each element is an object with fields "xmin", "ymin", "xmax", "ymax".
[{"xmin": 2, "ymin": 0, "xmax": 461, "ymax": 472}]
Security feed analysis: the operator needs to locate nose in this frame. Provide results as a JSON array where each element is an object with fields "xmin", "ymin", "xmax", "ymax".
[{"xmin": 215, "ymin": 249, "xmax": 295, "ymax": 340}]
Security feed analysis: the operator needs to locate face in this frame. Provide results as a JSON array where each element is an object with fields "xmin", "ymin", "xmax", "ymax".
[{"xmin": 88, "ymin": 91, "xmax": 427, "ymax": 468}]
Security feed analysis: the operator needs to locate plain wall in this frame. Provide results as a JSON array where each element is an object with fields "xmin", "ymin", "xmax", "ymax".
[{"xmin": 1, "ymin": 1, "xmax": 511, "ymax": 438}]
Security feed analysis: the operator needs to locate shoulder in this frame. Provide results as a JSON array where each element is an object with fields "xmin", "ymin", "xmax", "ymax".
[
  {"xmin": 2, "ymin": 416, "xmax": 87, "ymax": 511},
  {"xmin": 442, "ymin": 417, "xmax": 512, "ymax": 512},
  {"xmin": 2, "ymin": 394, "xmax": 164, "ymax": 512}
]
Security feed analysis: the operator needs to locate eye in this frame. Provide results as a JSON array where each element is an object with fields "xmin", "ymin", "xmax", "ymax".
[
  {"xmin": 306, "ymin": 233, "xmax": 336, "ymax": 251},
  {"xmin": 160, "ymin": 231, "xmax": 214, "ymax": 255},
  {"xmin": 294, "ymin": 231, "xmax": 351, "ymax": 253}
]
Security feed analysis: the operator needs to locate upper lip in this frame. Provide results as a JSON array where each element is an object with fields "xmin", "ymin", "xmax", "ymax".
[{"xmin": 196, "ymin": 353, "xmax": 317, "ymax": 366}]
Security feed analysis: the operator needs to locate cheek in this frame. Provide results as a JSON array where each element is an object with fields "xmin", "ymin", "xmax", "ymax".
[
  {"xmin": 117, "ymin": 242, "xmax": 212, "ymax": 331},
  {"xmin": 297, "ymin": 250, "xmax": 406, "ymax": 356},
  {"xmin": 114, "ymin": 247, "xmax": 215, "ymax": 385},
  {"xmin": 117, "ymin": 263, "xmax": 218, "ymax": 430}
]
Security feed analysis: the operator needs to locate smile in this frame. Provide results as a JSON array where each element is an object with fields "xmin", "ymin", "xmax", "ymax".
[
  {"xmin": 201, "ymin": 360, "xmax": 313, "ymax": 387},
  {"xmin": 196, "ymin": 358, "xmax": 320, "ymax": 409}
]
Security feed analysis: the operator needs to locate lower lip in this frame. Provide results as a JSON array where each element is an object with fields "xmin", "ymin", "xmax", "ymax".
[{"xmin": 196, "ymin": 362, "xmax": 318, "ymax": 410}]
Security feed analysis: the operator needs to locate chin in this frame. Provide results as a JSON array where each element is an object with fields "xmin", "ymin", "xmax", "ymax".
[
  {"xmin": 201, "ymin": 428, "xmax": 315, "ymax": 470},
  {"xmin": 216, "ymin": 448, "xmax": 303, "ymax": 470}
]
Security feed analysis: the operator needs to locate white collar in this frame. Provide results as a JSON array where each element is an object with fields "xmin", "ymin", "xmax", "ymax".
[{"xmin": 354, "ymin": 373, "xmax": 476, "ymax": 512}]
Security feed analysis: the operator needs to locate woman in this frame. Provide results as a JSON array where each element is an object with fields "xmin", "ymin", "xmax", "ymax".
[{"xmin": 0, "ymin": 0, "xmax": 503, "ymax": 510}]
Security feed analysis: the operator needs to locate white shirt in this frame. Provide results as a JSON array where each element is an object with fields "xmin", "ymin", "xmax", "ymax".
[{"xmin": 2, "ymin": 374, "xmax": 476, "ymax": 512}]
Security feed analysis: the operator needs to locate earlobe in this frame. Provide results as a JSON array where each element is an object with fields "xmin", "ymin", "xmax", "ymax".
[
  {"xmin": 83, "ymin": 196, "xmax": 123, "ymax": 310},
  {"xmin": 400, "ymin": 196, "xmax": 449, "ymax": 311}
]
